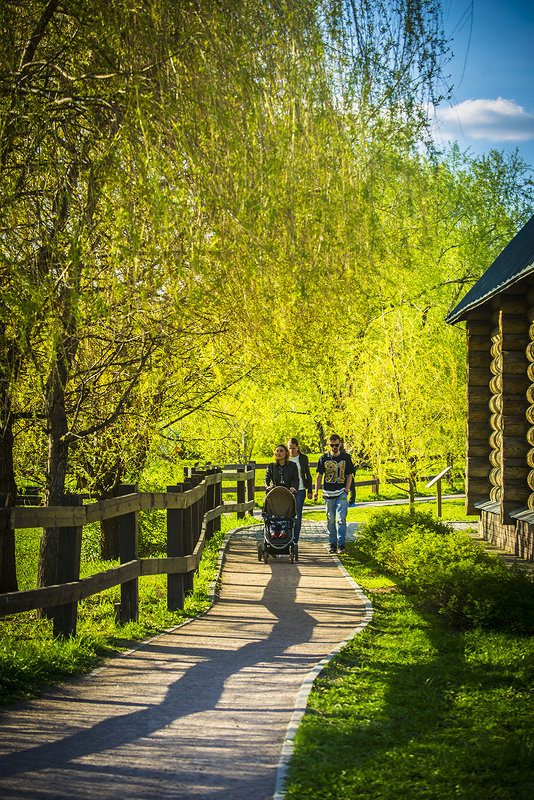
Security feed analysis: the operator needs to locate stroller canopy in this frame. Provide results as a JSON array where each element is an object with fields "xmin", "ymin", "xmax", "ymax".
[{"xmin": 263, "ymin": 486, "xmax": 296, "ymax": 517}]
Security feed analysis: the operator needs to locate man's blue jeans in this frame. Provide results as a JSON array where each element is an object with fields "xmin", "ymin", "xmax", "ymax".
[
  {"xmin": 293, "ymin": 489, "xmax": 306, "ymax": 542},
  {"xmin": 325, "ymin": 492, "xmax": 348, "ymax": 549}
]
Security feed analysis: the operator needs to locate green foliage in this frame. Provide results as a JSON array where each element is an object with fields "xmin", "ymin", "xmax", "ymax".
[
  {"xmin": 358, "ymin": 507, "xmax": 451, "ymax": 557},
  {"xmin": 138, "ymin": 511, "xmax": 167, "ymax": 558},
  {"xmin": 357, "ymin": 509, "xmax": 534, "ymax": 632}
]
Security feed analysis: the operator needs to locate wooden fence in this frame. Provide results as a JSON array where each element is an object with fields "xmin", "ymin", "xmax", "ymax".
[
  {"xmin": 219, "ymin": 462, "xmax": 450, "ymax": 498},
  {"xmin": 3, "ymin": 460, "xmax": 455, "ymax": 638},
  {"xmin": 211, "ymin": 462, "xmax": 381, "ymax": 497},
  {"xmin": 1, "ymin": 466, "xmax": 254, "ymax": 638}
]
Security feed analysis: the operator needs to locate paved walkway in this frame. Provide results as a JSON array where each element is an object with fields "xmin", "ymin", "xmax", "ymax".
[{"xmin": 0, "ymin": 522, "xmax": 371, "ymax": 800}]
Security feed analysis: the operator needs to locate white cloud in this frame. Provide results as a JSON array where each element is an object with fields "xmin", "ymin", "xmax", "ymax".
[{"xmin": 431, "ymin": 97, "xmax": 534, "ymax": 143}]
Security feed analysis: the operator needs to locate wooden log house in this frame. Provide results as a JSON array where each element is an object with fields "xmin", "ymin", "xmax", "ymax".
[{"xmin": 447, "ymin": 213, "xmax": 534, "ymax": 560}]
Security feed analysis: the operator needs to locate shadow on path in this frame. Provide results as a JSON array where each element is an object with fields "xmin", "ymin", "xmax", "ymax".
[{"xmin": 0, "ymin": 556, "xmax": 316, "ymax": 786}]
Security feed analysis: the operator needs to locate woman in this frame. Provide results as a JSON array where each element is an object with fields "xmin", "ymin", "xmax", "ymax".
[
  {"xmin": 287, "ymin": 437, "xmax": 313, "ymax": 544},
  {"xmin": 264, "ymin": 444, "xmax": 299, "ymax": 495}
]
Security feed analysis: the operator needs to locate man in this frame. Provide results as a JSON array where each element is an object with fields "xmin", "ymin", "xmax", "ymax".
[{"xmin": 313, "ymin": 434, "xmax": 354, "ymax": 555}]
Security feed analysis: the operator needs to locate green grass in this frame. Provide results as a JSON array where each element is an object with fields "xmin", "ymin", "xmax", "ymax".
[
  {"xmin": 282, "ymin": 538, "xmax": 534, "ymax": 799},
  {"xmin": 0, "ymin": 513, "xmax": 256, "ymax": 708}
]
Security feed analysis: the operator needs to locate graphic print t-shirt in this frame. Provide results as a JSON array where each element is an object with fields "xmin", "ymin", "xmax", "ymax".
[{"xmin": 317, "ymin": 452, "xmax": 354, "ymax": 498}]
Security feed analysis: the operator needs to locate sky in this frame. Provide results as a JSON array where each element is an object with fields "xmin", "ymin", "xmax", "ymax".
[{"xmin": 431, "ymin": 0, "xmax": 534, "ymax": 170}]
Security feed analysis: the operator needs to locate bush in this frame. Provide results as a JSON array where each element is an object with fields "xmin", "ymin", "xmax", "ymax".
[{"xmin": 357, "ymin": 508, "xmax": 534, "ymax": 633}]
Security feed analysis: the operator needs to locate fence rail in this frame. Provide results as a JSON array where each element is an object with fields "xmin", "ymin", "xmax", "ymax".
[
  {"xmin": 1, "ymin": 467, "xmax": 255, "ymax": 637},
  {"xmin": 218, "ymin": 463, "xmax": 449, "ymax": 497},
  {"xmin": 15, "ymin": 465, "xmax": 454, "ymax": 507}
]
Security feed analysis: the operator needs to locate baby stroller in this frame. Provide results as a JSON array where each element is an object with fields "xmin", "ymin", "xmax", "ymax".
[{"xmin": 258, "ymin": 486, "xmax": 298, "ymax": 563}]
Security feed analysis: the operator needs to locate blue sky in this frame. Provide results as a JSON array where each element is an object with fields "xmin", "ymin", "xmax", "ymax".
[{"xmin": 431, "ymin": 0, "xmax": 534, "ymax": 169}]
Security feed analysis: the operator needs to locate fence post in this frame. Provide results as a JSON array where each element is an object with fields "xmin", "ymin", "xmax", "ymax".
[
  {"xmin": 0, "ymin": 492, "xmax": 17, "ymax": 594},
  {"xmin": 118, "ymin": 483, "xmax": 139, "ymax": 625},
  {"xmin": 52, "ymin": 493, "xmax": 83, "ymax": 639},
  {"xmin": 206, "ymin": 468, "xmax": 216, "ymax": 540},
  {"xmin": 182, "ymin": 474, "xmax": 195, "ymax": 594},
  {"xmin": 247, "ymin": 462, "xmax": 255, "ymax": 517},
  {"xmin": 237, "ymin": 465, "xmax": 245, "ymax": 519},
  {"xmin": 190, "ymin": 472, "xmax": 200, "ymax": 551},
  {"xmin": 195, "ymin": 469, "xmax": 207, "ymax": 546},
  {"xmin": 372, "ymin": 475, "xmax": 380, "ymax": 495},
  {"xmin": 189, "ymin": 470, "xmax": 203, "ymax": 555},
  {"xmin": 436, "ymin": 478, "xmax": 442, "ymax": 518},
  {"xmin": 214, "ymin": 467, "xmax": 222, "ymax": 533},
  {"xmin": 167, "ymin": 484, "xmax": 184, "ymax": 611}
]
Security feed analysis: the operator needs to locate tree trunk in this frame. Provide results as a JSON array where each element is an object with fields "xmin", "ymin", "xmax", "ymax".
[
  {"xmin": 315, "ymin": 418, "xmax": 326, "ymax": 452},
  {"xmin": 0, "ymin": 345, "xmax": 18, "ymax": 592},
  {"xmin": 100, "ymin": 514, "xmax": 120, "ymax": 561},
  {"xmin": 38, "ymin": 366, "xmax": 70, "ymax": 590},
  {"xmin": 38, "ymin": 304, "xmax": 78, "ymax": 592},
  {"xmin": 408, "ymin": 456, "xmax": 418, "ymax": 512},
  {"xmin": 408, "ymin": 475, "xmax": 416, "ymax": 512}
]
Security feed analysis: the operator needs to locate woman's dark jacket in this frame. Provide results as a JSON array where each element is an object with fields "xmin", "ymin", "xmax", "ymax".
[
  {"xmin": 295, "ymin": 452, "xmax": 313, "ymax": 492},
  {"xmin": 264, "ymin": 460, "xmax": 299, "ymax": 491}
]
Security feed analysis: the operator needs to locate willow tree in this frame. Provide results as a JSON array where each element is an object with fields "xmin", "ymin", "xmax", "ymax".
[
  {"xmin": 149, "ymin": 1, "xmax": 452, "ymax": 464},
  {"xmin": 343, "ymin": 304, "xmax": 463, "ymax": 504},
  {"xmin": 0, "ymin": 0, "xmax": 326, "ymax": 587},
  {"xmin": 162, "ymin": 0, "xmax": 450, "ymax": 356},
  {"xmin": 0, "ymin": 0, "xmax": 238, "ymax": 588},
  {"xmin": 304, "ymin": 146, "xmax": 533, "ymax": 485}
]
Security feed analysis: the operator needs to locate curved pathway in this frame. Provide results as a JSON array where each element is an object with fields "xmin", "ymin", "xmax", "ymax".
[{"xmin": 0, "ymin": 522, "xmax": 371, "ymax": 800}]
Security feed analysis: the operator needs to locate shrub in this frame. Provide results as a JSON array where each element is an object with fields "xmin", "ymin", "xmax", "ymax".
[{"xmin": 357, "ymin": 508, "xmax": 534, "ymax": 633}]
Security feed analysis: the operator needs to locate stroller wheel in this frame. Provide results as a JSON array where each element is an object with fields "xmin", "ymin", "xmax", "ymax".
[
  {"xmin": 257, "ymin": 544, "xmax": 263, "ymax": 562},
  {"xmin": 294, "ymin": 544, "xmax": 298, "ymax": 562},
  {"xmin": 263, "ymin": 549, "xmax": 269, "ymax": 563}
]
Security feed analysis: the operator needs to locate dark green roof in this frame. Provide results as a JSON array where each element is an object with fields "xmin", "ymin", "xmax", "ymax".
[{"xmin": 446, "ymin": 214, "xmax": 534, "ymax": 324}]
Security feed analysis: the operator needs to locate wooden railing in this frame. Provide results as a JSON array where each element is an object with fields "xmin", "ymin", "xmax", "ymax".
[
  {"xmin": 1, "ymin": 466, "xmax": 255, "ymax": 637},
  {"xmin": 219, "ymin": 462, "xmax": 451, "ymax": 499},
  {"xmin": 4, "ymin": 459, "xmax": 458, "ymax": 638},
  {"xmin": 212, "ymin": 461, "xmax": 381, "ymax": 497}
]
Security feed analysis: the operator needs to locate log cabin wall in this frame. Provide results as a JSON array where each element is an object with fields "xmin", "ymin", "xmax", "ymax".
[
  {"xmin": 526, "ymin": 287, "xmax": 534, "ymax": 510},
  {"xmin": 448, "ymin": 214, "xmax": 534, "ymax": 560},
  {"xmin": 497, "ymin": 294, "xmax": 530, "ymax": 523},
  {"xmin": 465, "ymin": 311, "xmax": 493, "ymax": 514},
  {"xmin": 488, "ymin": 299, "xmax": 503, "ymax": 506},
  {"xmin": 468, "ymin": 285, "xmax": 534, "ymax": 560}
]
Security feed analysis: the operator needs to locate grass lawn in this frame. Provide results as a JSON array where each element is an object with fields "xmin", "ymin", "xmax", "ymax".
[{"xmin": 282, "ymin": 542, "xmax": 534, "ymax": 800}]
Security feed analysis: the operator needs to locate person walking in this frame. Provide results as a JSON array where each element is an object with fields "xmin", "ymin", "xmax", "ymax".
[
  {"xmin": 313, "ymin": 433, "xmax": 354, "ymax": 555},
  {"xmin": 287, "ymin": 437, "xmax": 313, "ymax": 544},
  {"xmin": 264, "ymin": 444, "xmax": 299, "ymax": 494}
]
